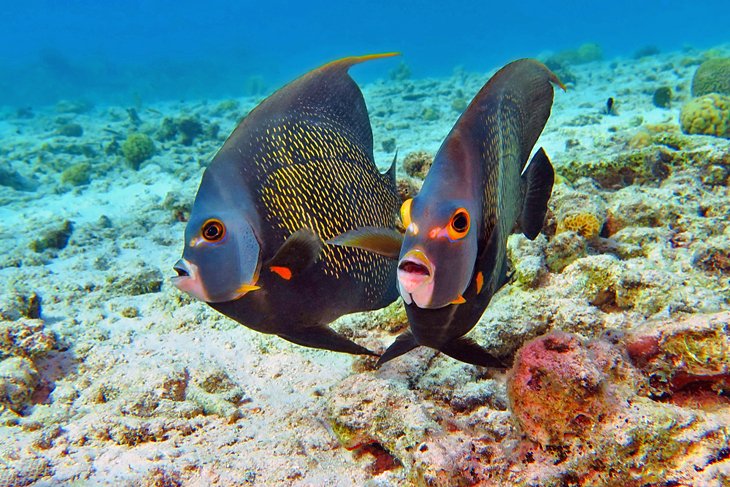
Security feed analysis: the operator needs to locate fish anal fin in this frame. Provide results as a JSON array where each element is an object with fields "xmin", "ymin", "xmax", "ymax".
[
  {"xmin": 520, "ymin": 148, "xmax": 555, "ymax": 240},
  {"xmin": 280, "ymin": 326, "xmax": 377, "ymax": 356},
  {"xmin": 377, "ymin": 331, "xmax": 419, "ymax": 366},
  {"xmin": 328, "ymin": 227, "xmax": 403, "ymax": 259},
  {"xmin": 265, "ymin": 229, "xmax": 322, "ymax": 275},
  {"xmin": 440, "ymin": 337, "xmax": 506, "ymax": 368}
]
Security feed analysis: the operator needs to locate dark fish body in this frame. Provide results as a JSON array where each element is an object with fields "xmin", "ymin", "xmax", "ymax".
[
  {"xmin": 382, "ymin": 59, "xmax": 560, "ymax": 366},
  {"xmin": 173, "ymin": 55, "xmax": 400, "ymax": 355}
]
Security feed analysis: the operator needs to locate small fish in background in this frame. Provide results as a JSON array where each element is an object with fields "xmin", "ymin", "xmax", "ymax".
[
  {"xmin": 333, "ymin": 59, "xmax": 562, "ymax": 366},
  {"xmin": 172, "ymin": 54, "xmax": 401, "ymax": 355},
  {"xmin": 605, "ymin": 96, "xmax": 617, "ymax": 115}
]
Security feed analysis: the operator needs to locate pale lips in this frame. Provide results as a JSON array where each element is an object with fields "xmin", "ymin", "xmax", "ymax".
[
  {"xmin": 397, "ymin": 250, "xmax": 433, "ymax": 294},
  {"xmin": 172, "ymin": 258, "xmax": 210, "ymax": 302}
]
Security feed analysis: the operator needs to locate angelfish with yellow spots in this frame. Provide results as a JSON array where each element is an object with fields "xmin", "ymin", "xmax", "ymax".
[
  {"xmin": 172, "ymin": 54, "xmax": 400, "ymax": 355},
  {"xmin": 332, "ymin": 59, "xmax": 562, "ymax": 366}
]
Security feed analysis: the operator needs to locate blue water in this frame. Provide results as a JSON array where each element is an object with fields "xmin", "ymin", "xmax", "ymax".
[{"xmin": 2, "ymin": 0, "xmax": 729, "ymax": 106}]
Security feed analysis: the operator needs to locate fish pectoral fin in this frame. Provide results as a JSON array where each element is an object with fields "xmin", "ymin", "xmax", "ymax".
[
  {"xmin": 327, "ymin": 227, "xmax": 403, "ymax": 259},
  {"xmin": 520, "ymin": 147, "xmax": 555, "ymax": 240},
  {"xmin": 266, "ymin": 229, "xmax": 323, "ymax": 277},
  {"xmin": 377, "ymin": 331, "xmax": 419, "ymax": 366},
  {"xmin": 439, "ymin": 337, "xmax": 506, "ymax": 368},
  {"xmin": 279, "ymin": 326, "xmax": 377, "ymax": 356}
]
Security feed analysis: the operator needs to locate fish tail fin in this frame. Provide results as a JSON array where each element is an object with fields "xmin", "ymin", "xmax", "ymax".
[
  {"xmin": 280, "ymin": 326, "xmax": 377, "ymax": 356},
  {"xmin": 377, "ymin": 331, "xmax": 419, "ymax": 366},
  {"xmin": 520, "ymin": 148, "xmax": 555, "ymax": 240},
  {"xmin": 439, "ymin": 337, "xmax": 505, "ymax": 368}
]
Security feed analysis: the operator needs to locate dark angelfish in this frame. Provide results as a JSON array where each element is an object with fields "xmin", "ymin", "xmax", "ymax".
[
  {"xmin": 172, "ymin": 54, "xmax": 401, "ymax": 355},
  {"xmin": 332, "ymin": 59, "xmax": 563, "ymax": 366}
]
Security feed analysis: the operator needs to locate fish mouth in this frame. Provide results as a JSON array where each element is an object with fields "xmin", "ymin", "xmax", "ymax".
[
  {"xmin": 398, "ymin": 260, "xmax": 430, "ymax": 276},
  {"xmin": 397, "ymin": 250, "xmax": 434, "ymax": 294},
  {"xmin": 173, "ymin": 261, "xmax": 190, "ymax": 278},
  {"xmin": 171, "ymin": 258, "xmax": 209, "ymax": 302}
]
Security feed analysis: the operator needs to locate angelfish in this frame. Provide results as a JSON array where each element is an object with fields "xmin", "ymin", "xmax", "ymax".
[
  {"xmin": 332, "ymin": 59, "xmax": 562, "ymax": 366},
  {"xmin": 172, "ymin": 54, "xmax": 401, "ymax": 355}
]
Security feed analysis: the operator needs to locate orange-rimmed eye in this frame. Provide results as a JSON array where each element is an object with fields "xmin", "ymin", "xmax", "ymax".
[
  {"xmin": 400, "ymin": 198, "xmax": 413, "ymax": 228},
  {"xmin": 447, "ymin": 208, "xmax": 470, "ymax": 240},
  {"xmin": 201, "ymin": 219, "xmax": 225, "ymax": 242}
]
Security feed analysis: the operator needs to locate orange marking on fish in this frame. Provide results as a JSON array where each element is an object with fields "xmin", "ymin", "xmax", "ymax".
[
  {"xmin": 270, "ymin": 266, "xmax": 293, "ymax": 280},
  {"xmin": 429, "ymin": 227, "xmax": 441, "ymax": 239},
  {"xmin": 476, "ymin": 272, "xmax": 484, "ymax": 294},
  {"xmin": 451, "ymin": 295, "xmax": 466, "ymax": 305}
]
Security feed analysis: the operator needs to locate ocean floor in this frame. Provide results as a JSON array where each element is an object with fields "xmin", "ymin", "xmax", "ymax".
[{"xmin": 1, "ymin": 44, "xmax": 729, "ymax": 486}]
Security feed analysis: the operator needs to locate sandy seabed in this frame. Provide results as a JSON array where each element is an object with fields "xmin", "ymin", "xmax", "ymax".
[{"xmin": 1, "ymin": 44, "xmax": 729, "ymax": 486}]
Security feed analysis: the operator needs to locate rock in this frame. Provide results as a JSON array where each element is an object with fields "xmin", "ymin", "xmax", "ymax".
[
  {"xmin": 0, "ymin": 292, "xmax": 42, "ymax": 321},
  {"xmin": 326, "ymin": 373, "xmax": 436, "ymax": 454},
  {"xmin": 544, "ymin": 231, "xmax": 586, "ymax": 272},
  {"xmin": 107, "ymin": 263, "xmax": 163, "ymax": 296},
  {"xmin": 507, "ymin": 331, "xmax": 617, "ymax": 445},
  {"xmin": 402, "ymin": 151, "xmax": 433, "ymax": 179},
  {"xmin": 652, "ymin": 86, "xmax": 672, "ymax": 108},
  {"xmin": 29, "ymin": 221, "xmax": 73, "ymax": 253},
  {"xmin": 0, "ymin": 319, "xmax": 54, "ymax": 359},
  {"xmin": 55, "ymin": 122, "xmax": 83, "ymax": 137},
  {"xmin": 623, "ymin": 312, "xmax": 730, "ymax": 406},
  {"xmin": 0, "ymin": 357, "xmax": 40, "ymax": 414}
]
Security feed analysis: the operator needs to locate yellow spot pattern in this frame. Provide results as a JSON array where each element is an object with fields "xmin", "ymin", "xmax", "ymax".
[{"xmin": 249, "ymin": 113, "xmax": 397, "ymax": 302}]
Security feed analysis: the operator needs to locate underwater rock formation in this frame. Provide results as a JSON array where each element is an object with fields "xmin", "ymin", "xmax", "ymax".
[
  {"xmin": 680, "ymin": 94, "xmax": 730, "ymax": 138},
  {"xmin": 402, "ymin": 150, "xmax": 434, "ymax": 179},
  {"xmin": 691, "ymin": 58, "xmax": 730, "ymax": 96}
]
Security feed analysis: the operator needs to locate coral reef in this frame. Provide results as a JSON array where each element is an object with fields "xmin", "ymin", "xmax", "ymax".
[
  {"xmin": 507, "ymin": 331, "xmax": 619, "ymax": 445},
  {"xmin": 121, "ymin": 133, "xmax": 155, "ymax": 169},
  {"xmin": 680, "ymin": 94, "xmax": 730, "ymax": 138},
  {"xmin": 0, "ymin": 43, "xmax": 728, "ymax": 485},
  {"xmin": 402, "ymin": 150, "xmax": 433, "ymax": 178},
  {"xmin": 691, "ymin": 58, "xmax": 730, "ymax": 96}
]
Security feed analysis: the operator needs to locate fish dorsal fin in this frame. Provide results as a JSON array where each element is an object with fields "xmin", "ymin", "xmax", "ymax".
[
  {"xmin": 520, "ymin": 148, "xmax": 555, "ymax": 240},
  {"xmin": 265, "ymin": 228, "xmax": 323, "ymax": 277},
  {"xmin": 386, "ymin": 150, "xmax": 398, "ymax": 184},
  {"xmin": 229, "ymin": 53, "xmax": 399, "ymax": 159},
  {"xmin": 452, "ymin": 59, "xmax": 562, "ymax": 169}
]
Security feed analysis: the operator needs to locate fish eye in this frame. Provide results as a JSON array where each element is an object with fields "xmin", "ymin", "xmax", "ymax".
[
  {"xmin": 400, "ymin": 198, "xmax": 413, "ymax": 227},
  {"xmin": 447, "ymin": 209, "xmax": 470, "ymax": 240},
  {"xmin": 201, "ymin": 219, "xmax": 226, "ymax": 242}
]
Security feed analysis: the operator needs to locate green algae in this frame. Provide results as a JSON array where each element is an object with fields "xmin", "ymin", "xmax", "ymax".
[
  {"xmin": 60, "ymin": 162, "xmax": 91, "ymax": 186},
  {"xmin": 121, "ymin": 133, "xmax": 155, "ymax": 169}
]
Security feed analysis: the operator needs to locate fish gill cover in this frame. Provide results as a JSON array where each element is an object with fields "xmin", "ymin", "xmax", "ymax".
[{"xmin": 0, "ymin": 0, "xmax": 729, "ymax": 485}]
